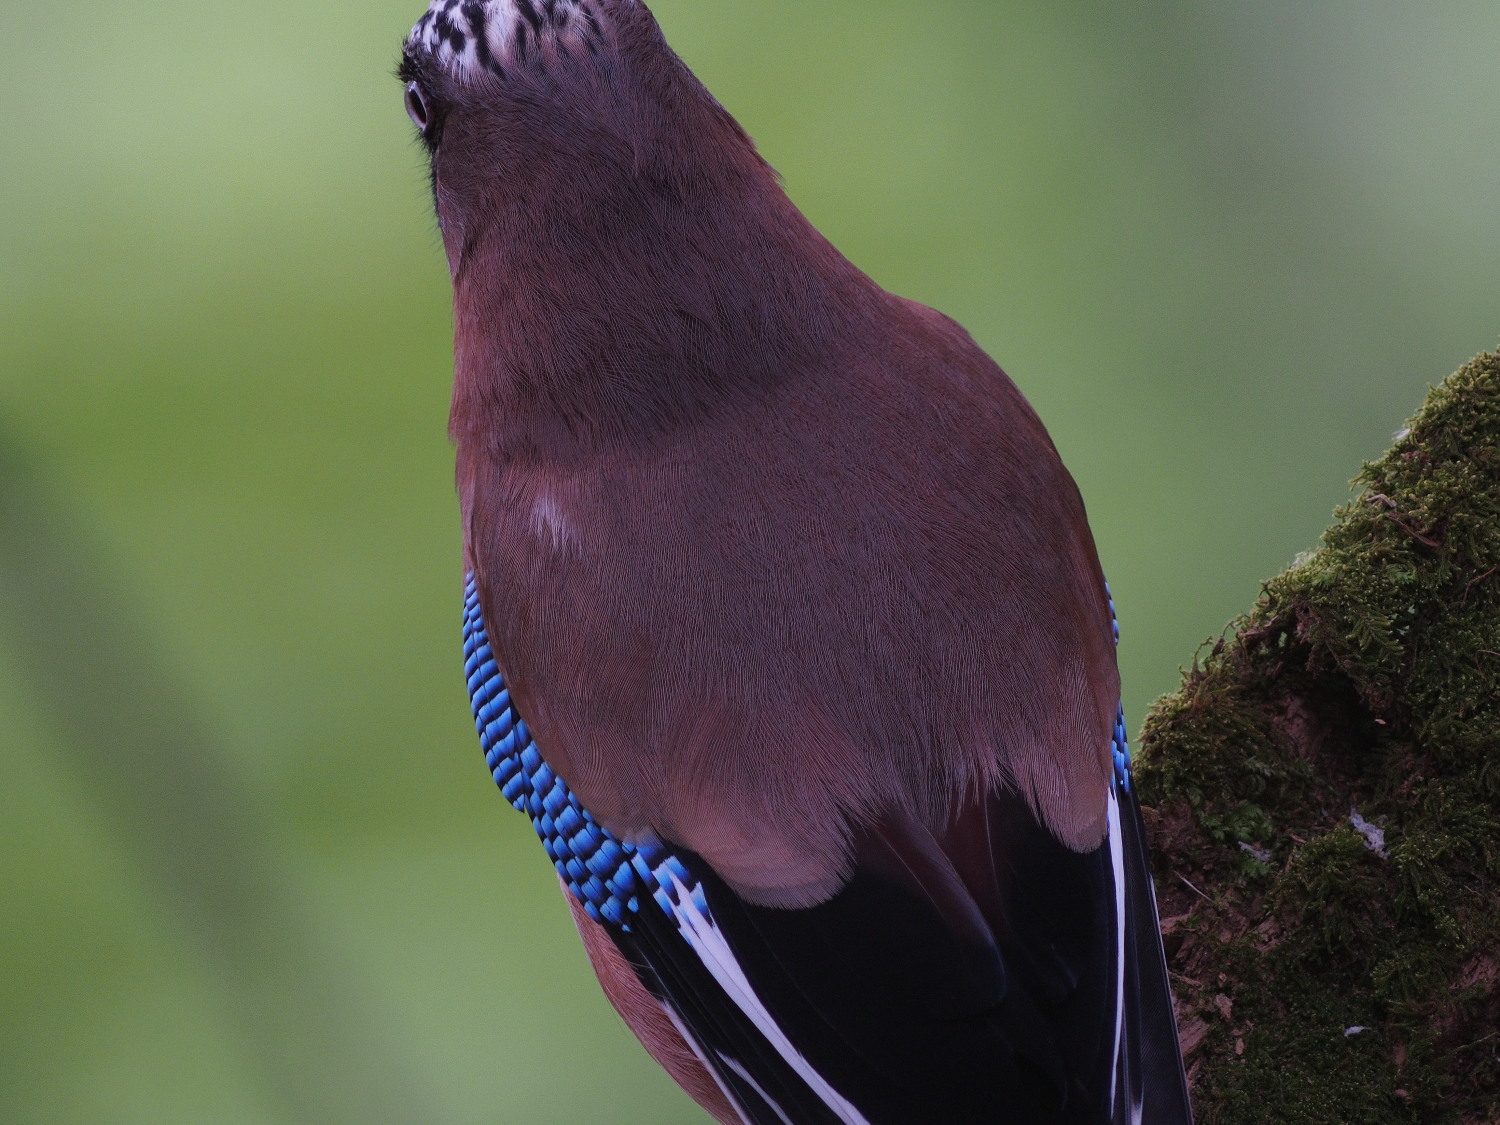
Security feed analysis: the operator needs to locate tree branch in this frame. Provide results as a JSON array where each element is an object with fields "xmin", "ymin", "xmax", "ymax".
[{"xmin": 1136, "ymin": 350, "xmax": 1500, "ymax": 1124}]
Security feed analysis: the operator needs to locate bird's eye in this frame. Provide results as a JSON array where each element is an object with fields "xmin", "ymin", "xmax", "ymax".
[{"xmin": 406, "ymin": 81, "xmax": 431, "ymax": 133}]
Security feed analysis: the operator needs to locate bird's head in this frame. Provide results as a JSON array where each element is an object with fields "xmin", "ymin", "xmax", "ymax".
[
  {"xmin": 397, "ymin": 0, "xmax": 863, "ymax": 444},
  {"xmin": 398, "ymin": 0, "xmax": 763, "ymax": 282}
]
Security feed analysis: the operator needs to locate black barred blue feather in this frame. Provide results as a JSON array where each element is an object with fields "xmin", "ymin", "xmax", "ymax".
[
  {"xmin": 463, "ymin": 574, "xmax": 683, "ymax": 928},
  {"xmin": 1112, "ymin": 709, "xmax": 1133, "ymax": 793},
  {"xmin": 1106, "ymin": 584, "xmax": 1133, "ymax": 793}
]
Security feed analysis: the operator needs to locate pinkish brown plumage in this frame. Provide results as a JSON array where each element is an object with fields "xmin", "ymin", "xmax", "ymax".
[{"xmin": 402, "ymin": 3, "xmax": 1192, "ymax": 1122}]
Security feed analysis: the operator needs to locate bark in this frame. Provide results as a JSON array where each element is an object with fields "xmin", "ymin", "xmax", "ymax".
[{"xmin": 1136, "ymin": 351, "xmax": 1500, "ymax": 1123}]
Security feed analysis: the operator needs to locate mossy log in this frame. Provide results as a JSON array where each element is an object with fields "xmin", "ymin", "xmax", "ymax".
[{"xmin": 1136, "ymin": 351, "xmax": 1500, "ymax": 1124}]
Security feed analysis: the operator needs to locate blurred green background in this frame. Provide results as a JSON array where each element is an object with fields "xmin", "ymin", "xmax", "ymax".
[{"xmin": 1, "ymin": 1, "xmax": 1496, "ymax": 1121}]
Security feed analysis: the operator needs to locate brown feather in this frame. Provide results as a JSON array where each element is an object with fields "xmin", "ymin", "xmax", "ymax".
[
  {"xmin": 563, "ymin": 886, "xmax": 740, "ymax": 1124},
  {"xmin": 423, "ymin": 0, "xmax": 1119, "ymax": 906}
]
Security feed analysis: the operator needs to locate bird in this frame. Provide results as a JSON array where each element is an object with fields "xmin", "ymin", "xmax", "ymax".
[{"xmin": 400, "ymin": 2, "xmax": 1193, "ymax": 1122}]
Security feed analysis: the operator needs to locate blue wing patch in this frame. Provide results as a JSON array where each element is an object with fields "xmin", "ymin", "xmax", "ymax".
[
  {"xmin": 1105, "ymin": 583, "xmax": 1132, "ymax": 792},
  {"xmin": 1112, "ymin": 706, "xmax": 1133, "ymax": 793},
  {"xmin": 462, "ymin": 574, "xmax": 687, "ymax": 929}
]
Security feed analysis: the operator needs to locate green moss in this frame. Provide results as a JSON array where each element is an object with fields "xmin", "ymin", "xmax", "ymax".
[{"xmin": 1135, "ymin": 351, "xmax": 1500, "ymax": 1124}]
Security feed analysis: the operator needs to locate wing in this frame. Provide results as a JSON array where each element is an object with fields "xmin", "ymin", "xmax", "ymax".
[
  {"xmin": 1112, "ymin": 710, "xmax": 1197, "ymax": 1125},
  {"xmin": 462, "ymin": 576, "xmax": 1192, "ymax": 1124}
]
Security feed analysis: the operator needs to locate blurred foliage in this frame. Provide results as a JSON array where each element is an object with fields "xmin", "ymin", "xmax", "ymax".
[
  {"xmin": 0, "ymin": 1, "xmax": 1496, "ymax": 1122},
  {"xmin": 1137, "ymin": 352, "xmax": 1500, "ymax": 1122}
]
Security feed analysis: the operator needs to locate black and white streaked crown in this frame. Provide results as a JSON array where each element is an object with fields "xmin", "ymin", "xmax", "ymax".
[{"xmin": 409, "ymin": 0, "xmax": 617, "ymax": 78}]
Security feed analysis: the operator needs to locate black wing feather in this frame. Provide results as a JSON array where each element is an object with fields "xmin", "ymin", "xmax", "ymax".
[
  {"xmin": 1117, "ymin": 779, "xmax": 1194, "ymax": 1124},
  {"xmin": 608, "ymin": 790, "xmax": 1128, "ymax": 1125},
  {"xmin": 607, "ymin": 780, "xmax": 1193, "ymax": 1125}
]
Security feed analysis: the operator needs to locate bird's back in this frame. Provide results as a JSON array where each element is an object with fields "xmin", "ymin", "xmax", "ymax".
[
  {"xmin": 462, "ymin": 292, "xmax": 1119, "ymax": 907},
  {"xmin": 402, "ymin": 1, "xmax": 1193, "ymax": 1120}
]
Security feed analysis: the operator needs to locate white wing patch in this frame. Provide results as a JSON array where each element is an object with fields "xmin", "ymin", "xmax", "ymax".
[
  {"xmin": 1106, "ymin": 787, "xmax": 1146, "ymax": 1125},
  {"xmin": 660, "ymin": 1002, "xmax": 758, "ymax": 1125},
  {"xmin": 656, "ymin": 867, "xmax": 874, "ymax": 1125},
  {"xmin": 1107, "ymin": 786, "xmax": 1128, "ymax": 1119},
  {"xmin": 718, "ymin": 1056, "xmax": 797, "ymax": 1125}
]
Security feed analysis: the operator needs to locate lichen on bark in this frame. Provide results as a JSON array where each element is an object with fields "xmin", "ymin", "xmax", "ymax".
[{"xmin": 1135, "ymin": 350, "xmax": 1500, "ymax": 1124}]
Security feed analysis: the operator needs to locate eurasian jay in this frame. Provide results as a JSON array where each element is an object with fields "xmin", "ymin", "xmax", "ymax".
[{"xmin": 400, "ymin": 2, "xmax": 1193, "ymax": 1122}]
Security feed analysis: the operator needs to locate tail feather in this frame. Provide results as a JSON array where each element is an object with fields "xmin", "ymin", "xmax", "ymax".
[{"xmin": 1115, "ymin": 777, "xmax": 1194, "ymax": 1124}]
